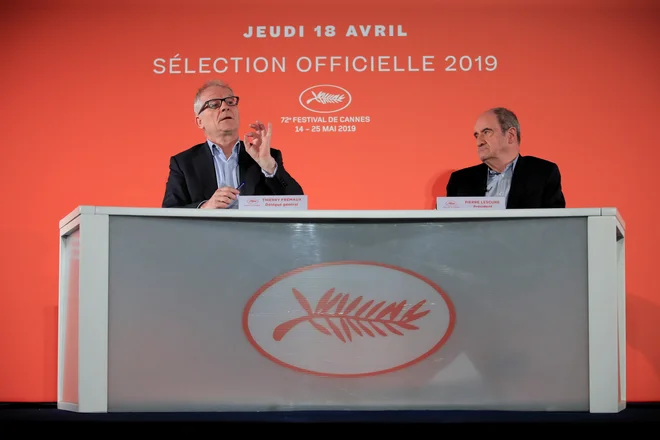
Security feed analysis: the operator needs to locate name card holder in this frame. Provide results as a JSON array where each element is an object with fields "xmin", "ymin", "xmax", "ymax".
[
  {"xmin": 238, "ymin": 195, "xmax": 308, "ymax": 210},
  {"xmin": 436, "ymin": 197, "xmax": 505, "ymax": 210}
]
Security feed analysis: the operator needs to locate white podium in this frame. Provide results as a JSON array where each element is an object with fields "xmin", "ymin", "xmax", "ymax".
[{"xmin": 57, "ymin": 206, "xmax": 626, "ymax": 413}]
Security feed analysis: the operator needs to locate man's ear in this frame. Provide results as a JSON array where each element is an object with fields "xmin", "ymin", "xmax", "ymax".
[{"xmin": 507, "ymin": 127, "xmax": 517, "ymax": 144}]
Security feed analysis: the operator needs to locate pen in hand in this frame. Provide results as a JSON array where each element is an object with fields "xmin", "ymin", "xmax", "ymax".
[{"xmin": 228, "ymin": 182, "xmax": 245, "ymax": 208}]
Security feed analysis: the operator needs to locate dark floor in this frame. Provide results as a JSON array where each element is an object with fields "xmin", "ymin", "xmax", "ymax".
[{"xmin": 1, "ymin": 402, "xmax": 659, "ymax": 424}]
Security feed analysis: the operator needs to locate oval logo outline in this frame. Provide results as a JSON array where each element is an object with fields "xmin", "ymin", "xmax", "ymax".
[
  {"xmin": 242, "ymin": 261, "xmax": 456, "ymax": 378},
  {"xmin": 298, "ymin": 84, "xmax": 352, "ymax": 114}
]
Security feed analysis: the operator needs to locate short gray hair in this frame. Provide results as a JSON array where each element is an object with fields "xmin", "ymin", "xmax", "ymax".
[
  {"xmin": 193, "ymin": 80, "xmax": 234, "ymax": 114},
  {"xmin": 490, "ymin": 107, "xmax": 521, "ymax": 144}
]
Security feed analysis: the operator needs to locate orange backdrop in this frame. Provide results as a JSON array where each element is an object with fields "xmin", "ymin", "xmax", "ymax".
[{"xmin": 1, "ymin": 0, "xmax": 659, "ymax": 402}]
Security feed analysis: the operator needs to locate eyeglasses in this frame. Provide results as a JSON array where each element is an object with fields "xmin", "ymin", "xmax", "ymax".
[{"xmin": 198, "ymin": 96, "xmax": 240, "ymax": 115}]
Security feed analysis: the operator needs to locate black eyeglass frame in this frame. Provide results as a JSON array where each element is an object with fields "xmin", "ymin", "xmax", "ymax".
[{"xmin": 198, "ymin": 96, "xmax": 240, "ymax": 115}]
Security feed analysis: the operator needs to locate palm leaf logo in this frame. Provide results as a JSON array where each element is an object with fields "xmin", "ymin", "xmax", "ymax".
[
  {"xmin": 273, "ymin": 288, "xmax": 430, "ymax": 342},
  {"xmin": 306, "ymin": 91, "xmax": 345, "ymax": 105}
]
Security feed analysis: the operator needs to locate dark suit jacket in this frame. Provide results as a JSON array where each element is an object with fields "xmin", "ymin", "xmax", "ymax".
[
  {"xmin": 162, "ymin": 141, "xmax": 304, "ymax": 208},
  {"xmin": 445, "ymin": 155, "xmax": 566, "ymax": 209}
]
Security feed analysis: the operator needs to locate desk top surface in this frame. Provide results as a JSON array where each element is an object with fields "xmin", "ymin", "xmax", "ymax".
[{"xmin": 59, "ymin": 206, "xmax": 624, "ymax": 231}]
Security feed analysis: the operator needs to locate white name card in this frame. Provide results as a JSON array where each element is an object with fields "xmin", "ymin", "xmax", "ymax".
[
  {"xmin": 436, "ymin": 197, "xmax": 506, "ymax": 210},
  {"xmin": 238, "ymin": 195, "xmax": 308, "ymax": 210}
]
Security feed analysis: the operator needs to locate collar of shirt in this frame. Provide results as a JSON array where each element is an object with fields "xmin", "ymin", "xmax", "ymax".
[
  {"xmin": 207, "ymin": 139, "xmax": 241, "ymax": 158},
  {"xmin": 488, "ymin": 154, "xmax": 519, "ymax": 176}
]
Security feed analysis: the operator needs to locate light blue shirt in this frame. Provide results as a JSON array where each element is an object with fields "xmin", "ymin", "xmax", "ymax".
[
  {"xmin": 486, "ymin": 155, "xmax": 519, "ymax": 206},
  {"xmin": 208, "ymin": 140, "xmax": 240, "ymax": 190}
]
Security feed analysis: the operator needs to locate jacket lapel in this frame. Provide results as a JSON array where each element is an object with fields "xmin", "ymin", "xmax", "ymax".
[
  {"xmin": 506, "ymin": 155, "xmax": 526, "ymax": 208},
  {"xmin": 192, "ymin": 143, "xmax": 218, "ymax": 200},
  {"xmin": 238, "ymin": 142, "xmax": 260, "ymax": 196},
  {"xmin": 475, "ymin": 163, "xmax": 488, "ymax": 196}
]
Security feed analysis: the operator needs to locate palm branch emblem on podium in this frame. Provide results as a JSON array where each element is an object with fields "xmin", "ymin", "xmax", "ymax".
[{"xmin": 273, "ymin": 288, "xmax": 431, "ymax": 342}]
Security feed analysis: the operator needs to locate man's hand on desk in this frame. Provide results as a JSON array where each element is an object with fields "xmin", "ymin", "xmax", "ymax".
[{"xmin": 200, "ymin": 186, "xmax": 241, "ymax": 209}]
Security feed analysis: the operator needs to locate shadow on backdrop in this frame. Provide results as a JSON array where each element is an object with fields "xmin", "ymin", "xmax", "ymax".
[
  {"xmin": 427, "ymin": 170, "xmax": 455, "ymax": 209},
  {"xmin": 627, "ymin": 293, "xmax": 660, "ymax": 384}
]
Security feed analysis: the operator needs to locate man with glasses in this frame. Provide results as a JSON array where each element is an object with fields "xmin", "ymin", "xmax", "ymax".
[
  {"xmin": 446, "ymin": 107, "xmax": 566, "ymax": 209},
  {"xmin": 162, "ymin": 80, "xmax": 304, "ymax": 208}
]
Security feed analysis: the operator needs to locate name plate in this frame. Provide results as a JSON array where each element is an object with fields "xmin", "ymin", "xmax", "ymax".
[
  {"xmin": 238, "ymin": 195, "xmax": 308, "ymax": 210},
  {"xmin": 436, "ymin": 197, "xmax": 505, "ymax": 210}
]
